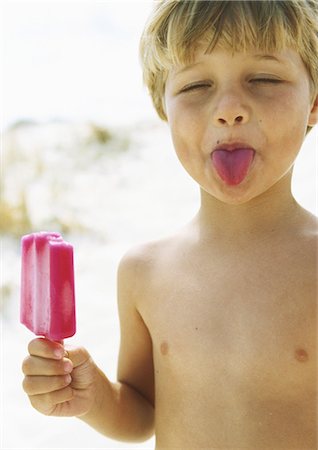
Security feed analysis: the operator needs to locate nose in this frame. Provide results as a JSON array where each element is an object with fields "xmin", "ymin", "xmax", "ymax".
[{"xmin": 212, "ymin": 91, "xmax": 250, "ymax": 127}]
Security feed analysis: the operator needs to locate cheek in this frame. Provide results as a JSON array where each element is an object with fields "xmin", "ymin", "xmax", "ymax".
[
  {"xmin": 261, "ymin": 92, "xmax": 309, "ymax": 151},
  {"xmin": 168, "ymin": 116, "xmax": 208, "ymax": 184},
  {"xmin": 167, "ymin": 105, "xmax": 201, "ymax": 163}
]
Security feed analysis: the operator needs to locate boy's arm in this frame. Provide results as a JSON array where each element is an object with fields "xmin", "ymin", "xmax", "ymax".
[
  {"xmin": 22, "ymin": 248, "xmax": 154, "ymax": 442},
  {"xmin": 79, "ymin": 248, "xmax": 155, "ymax": 442}
]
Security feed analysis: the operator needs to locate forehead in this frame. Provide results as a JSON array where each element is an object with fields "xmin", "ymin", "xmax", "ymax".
[
  {"xmin": 168, "ymin": 46, "xmax": 304, "ymax": 78},
  {"xmin": 168, "ymin": 33, "xmax": 296, "ymax": 69}
]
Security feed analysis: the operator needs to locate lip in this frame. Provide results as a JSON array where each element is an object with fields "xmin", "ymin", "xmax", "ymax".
[{"xmin": 212, "ymin": 141, "xmax": 256, "ymax": 153}]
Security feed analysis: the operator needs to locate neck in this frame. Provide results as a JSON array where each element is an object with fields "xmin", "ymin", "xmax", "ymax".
[{"xmin": 195, "ymin": 172, "xmax": 303, "ymax": 244}]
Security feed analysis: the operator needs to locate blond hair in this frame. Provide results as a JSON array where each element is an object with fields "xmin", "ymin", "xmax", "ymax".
[{"xmin": 140, "ymin": 0, "xmax": 318, "ymax": 123}]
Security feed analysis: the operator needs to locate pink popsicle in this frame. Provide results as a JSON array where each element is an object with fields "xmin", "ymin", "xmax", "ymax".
[{"xmin": 20, "ymin": 232, "xmax": 76, "ymax": 341}]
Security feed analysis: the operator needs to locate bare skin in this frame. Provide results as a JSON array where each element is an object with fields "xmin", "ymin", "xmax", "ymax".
[
  {"xmin": 133, "ymin": 195, "xmax": 317, "ymax": 449},
  {"xmin": 22, "ymin": 46, "xmax": 318, "ymax": 448}
]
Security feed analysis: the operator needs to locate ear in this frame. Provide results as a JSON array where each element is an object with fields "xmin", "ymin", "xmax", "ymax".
[{"xmin": 308, "ymin": 94, "xmax": 318, "ymax": 126}]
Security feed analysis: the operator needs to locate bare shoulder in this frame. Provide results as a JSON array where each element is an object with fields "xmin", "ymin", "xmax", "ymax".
[
  {"xmin": 117, "ymin": 232, "xmax": 185, "ymax": 304},
  {"xmin": 290, "ymin": 209, "xmax": 318, "ymax": 276},
  {"xmin": 118, "ymin": 240, "xmax": 161, "ymax": 275},
  {"xmin": 118, "ymin": 232, "xmax": 183, "ymax": 270},
  {"xmin": 302, "ymin": 209, "xmax": 318, "ymax": 233},
  {"xmin": 296, "ymin": 209, "xmax": 318, "ymax": 248}
]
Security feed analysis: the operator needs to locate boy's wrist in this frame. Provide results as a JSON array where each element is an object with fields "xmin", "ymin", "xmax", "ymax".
[
  {"xmin": 77, "ymin": 364, "xmax": 114, "ymax": 421},
  {"xmin": 77, "ymin": 367, "xmax": 154, "ymax": 441}
]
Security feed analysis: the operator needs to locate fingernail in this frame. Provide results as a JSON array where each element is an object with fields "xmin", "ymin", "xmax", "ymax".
[
  {"xmin": 54, "ymin": 349, "xmax": 64, "ymax": 359},
  {"xmin": 64, "ymin": 361, "xmax": 73, "ymax": 373},
  {"xmin": 64, "ymin": 374, "xmax": 72, "ymax": 384}
]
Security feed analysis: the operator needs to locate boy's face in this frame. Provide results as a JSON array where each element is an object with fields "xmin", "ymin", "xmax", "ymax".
[{"xmin": 164, "ymin": 46, "xmax": 318, "ymax": 204}]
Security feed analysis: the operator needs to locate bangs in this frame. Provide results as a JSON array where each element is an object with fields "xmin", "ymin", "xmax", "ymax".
[{"xmin": 150, "ymin": 1, "xmax": 302, "ymax": 70}]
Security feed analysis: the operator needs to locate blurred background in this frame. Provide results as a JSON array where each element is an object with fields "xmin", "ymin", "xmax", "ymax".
[{"xmin": 1, "ymin": 1, "xmax": 317, "ymax": 449}]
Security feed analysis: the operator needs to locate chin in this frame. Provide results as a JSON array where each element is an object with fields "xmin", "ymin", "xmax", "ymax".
[
  {"xmin": 202, "ymin": 182, "xmax": 260, "ymax": 205},
  {"xmin": 217, "ymin": 194, "xmax": 255, "ymax": 206}
]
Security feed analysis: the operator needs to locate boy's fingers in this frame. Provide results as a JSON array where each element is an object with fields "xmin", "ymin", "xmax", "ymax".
[
  {"xmin": 23, "ymin": 374, "xmax": 72, "ymax": 395},
  {"xmin": 27, "ymin": 340, "xmax": 92, "ymax": 369},
  {"xmin": 63, "ymin": 345, "xmax": 92, "ymax": 369},
  {"xmin": 28, "ymin": 338, "xmax": 66, "ymax": 360},
  {"xmin": 22, "ymin": 355, "xmax": 73, "ymax": 376},
  {"xmin": 29, "ymin": 386, "xmax": 73, "ymax": 415}
]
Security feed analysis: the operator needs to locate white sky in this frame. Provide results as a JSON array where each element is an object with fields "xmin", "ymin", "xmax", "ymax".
[{"xmin": 2, "ymin": 0, "xmax": 156, "ymax": 128}]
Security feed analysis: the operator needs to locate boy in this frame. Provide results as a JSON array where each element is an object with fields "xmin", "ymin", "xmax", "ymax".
[{"xmin": 22, "ymin": 1, "xmax": 318, "ymax": 448}]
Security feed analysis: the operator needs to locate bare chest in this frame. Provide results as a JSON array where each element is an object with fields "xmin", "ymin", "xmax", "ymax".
[
  {"xmin": 149, "ymin": 265, "xmax": 316, "ymax": 385},
  {"xmin": 141, "ymin": 253, "xmax": 317, "ymax": 446}
]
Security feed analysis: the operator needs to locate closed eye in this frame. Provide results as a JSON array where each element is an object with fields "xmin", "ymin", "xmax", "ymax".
[
  {"xmin": 251, "ymin": 78, "xmax": 282, "ymax": 84},
  {"xmin": 180, "ymin": 83, "xmax": 211, "ymax": 93}
]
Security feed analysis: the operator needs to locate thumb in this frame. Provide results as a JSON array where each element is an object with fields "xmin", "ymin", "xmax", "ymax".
[{"xmin": 64, "ymin": 345, "xmax": 93, "ymax": 369}]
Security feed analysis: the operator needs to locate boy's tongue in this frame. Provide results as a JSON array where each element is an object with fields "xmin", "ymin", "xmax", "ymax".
[{"xmin": 211, "ymin": 148, "xmax": 255, "ymax": 186}]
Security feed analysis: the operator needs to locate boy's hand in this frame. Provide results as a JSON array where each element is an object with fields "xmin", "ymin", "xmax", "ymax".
[{"xmin": 22, "ymin": 338, "xmax": 98, "ymax": 417}]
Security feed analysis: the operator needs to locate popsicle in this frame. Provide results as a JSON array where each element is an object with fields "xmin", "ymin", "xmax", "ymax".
[{"xmin": 20, "ymin": 231, "xmax": 76, "ymax": 341}]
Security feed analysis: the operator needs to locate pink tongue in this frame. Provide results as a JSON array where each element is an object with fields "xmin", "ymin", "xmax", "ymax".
[{"xmin": 212, "ymin": 149, "xmax": 254, "ymax": 185}]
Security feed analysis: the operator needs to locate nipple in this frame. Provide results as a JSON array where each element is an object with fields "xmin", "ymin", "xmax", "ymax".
[
  {"xmin": 160, "ymin": 341, "xmax": 169, "ymax": 356},
  {"xmin": 211, "ymin": 148, "xmax": 255, "ymax": 185},
  {"xmin": 294, "ymin": 348, "xmax": 309, "ymax": 362}
]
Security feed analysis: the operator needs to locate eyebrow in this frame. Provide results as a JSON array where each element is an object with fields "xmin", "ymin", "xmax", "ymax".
[
  {"xmin": 174, "ymin": 53, "xmax": 283, "ymax": 77},
  {"xmin": 174, "ymin": 62, "xmax": 203, "ymax": 76},
  {"xmin": 253, "ymin": 54, "xmax": 282, "ymax": 63}
]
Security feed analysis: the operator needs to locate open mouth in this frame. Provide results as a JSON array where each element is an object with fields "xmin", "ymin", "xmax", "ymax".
[{"xmin": 211, "ymin": 148, "xmax": 255, "ymax": 186}]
